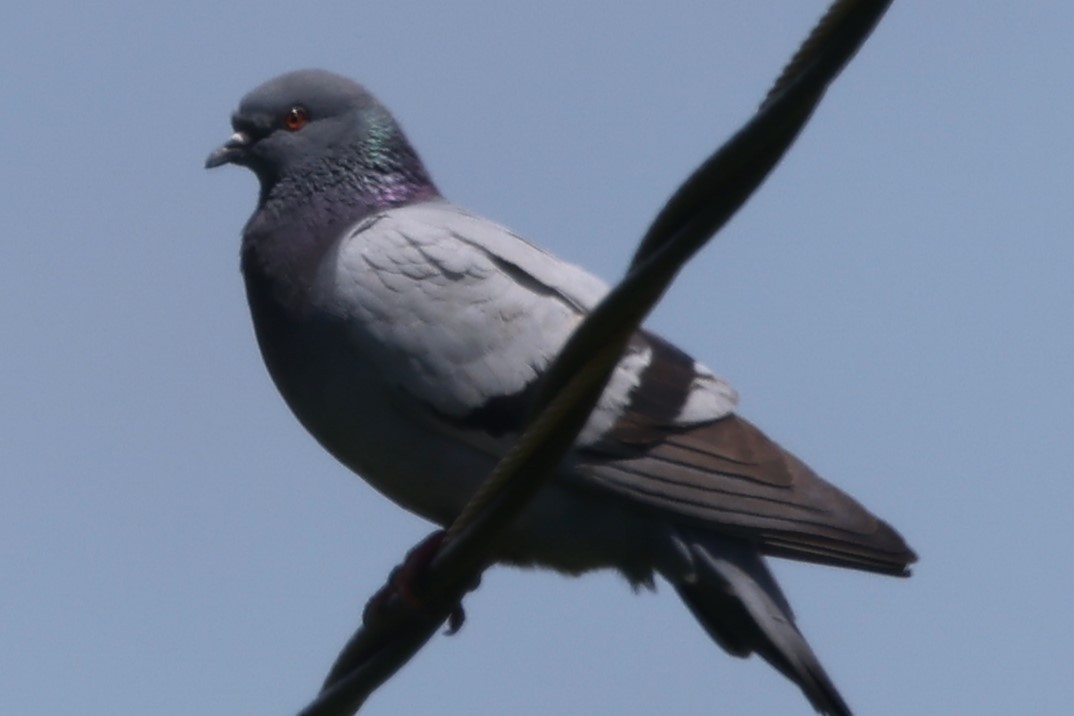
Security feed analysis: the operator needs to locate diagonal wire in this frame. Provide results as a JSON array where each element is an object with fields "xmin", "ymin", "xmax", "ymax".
[{"xmin": 298, "ymin": 2, "xmax": 894, "ymax": 714}]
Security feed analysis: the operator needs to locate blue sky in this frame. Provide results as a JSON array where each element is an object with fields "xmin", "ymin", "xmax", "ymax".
[{"xmin": 3, "ymin": 2, "xmax": 1072, "ymax": 714}]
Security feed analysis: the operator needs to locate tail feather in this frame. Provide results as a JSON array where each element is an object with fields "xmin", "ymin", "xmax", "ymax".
[{"xmin": 664, "ymin": 532, "xmax": 853, "ymax": 716}]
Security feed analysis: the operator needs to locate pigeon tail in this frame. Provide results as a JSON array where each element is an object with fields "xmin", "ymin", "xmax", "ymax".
[{"xmin": 662, "ymin": 531, "xmax": 853, "ymax": 716}]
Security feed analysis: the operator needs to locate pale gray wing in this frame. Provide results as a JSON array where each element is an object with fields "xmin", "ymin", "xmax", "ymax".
[
  {"xmin": 314, "ymin": 199, "xmax": 684, "ymax": 437},
  {"xmin": 319, "ymin": 200, "xmax": 913, "ymax": 575}
]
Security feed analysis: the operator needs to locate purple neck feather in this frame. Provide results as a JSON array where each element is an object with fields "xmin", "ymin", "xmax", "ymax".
[{"xmin": 240, "ymin": 137, "xmax": 440, "ymax": 311}]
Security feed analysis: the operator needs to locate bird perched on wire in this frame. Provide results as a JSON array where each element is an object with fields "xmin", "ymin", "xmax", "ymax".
[{"xmin": 206, "ymin": 69, "xmax": 915, "ymax": 716}]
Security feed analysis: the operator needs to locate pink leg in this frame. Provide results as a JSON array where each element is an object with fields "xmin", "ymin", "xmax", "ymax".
[{"xmin": 362, "ymin": 530, "xmax": 477, "ymax": 635}]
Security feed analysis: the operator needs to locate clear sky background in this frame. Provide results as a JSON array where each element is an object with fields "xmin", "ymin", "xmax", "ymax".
[{"xmin": 3, "ymin": 2, "xmax": 1072, "ymax": 714}]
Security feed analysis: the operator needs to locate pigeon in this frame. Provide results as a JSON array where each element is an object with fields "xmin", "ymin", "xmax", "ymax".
[{"xmin": 206, "ymin": 69, "xmax": 915, "ymax": 716}]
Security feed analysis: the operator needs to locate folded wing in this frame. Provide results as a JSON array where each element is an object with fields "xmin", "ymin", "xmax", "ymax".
[{"xmin": 334, "ymin": 201, "xmax": 915, "ymax": 575}]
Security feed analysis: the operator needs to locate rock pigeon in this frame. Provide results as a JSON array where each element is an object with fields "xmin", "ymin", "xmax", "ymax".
[{"xmin": 206, "ymin": 69, "xmax": 915, "ymax": 716}]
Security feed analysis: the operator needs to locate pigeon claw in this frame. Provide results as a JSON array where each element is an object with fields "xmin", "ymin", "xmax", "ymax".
[
  {"xmin": 362, "ymin": 529, "xmax": 472, "ymax": 636},
  {"xmin": 445, "ymin": 604, "xmax": 467, "ymax": 636}
]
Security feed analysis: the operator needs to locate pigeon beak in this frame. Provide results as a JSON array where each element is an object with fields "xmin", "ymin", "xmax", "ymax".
[{"xmin": 205, "ymin": 131, "xmax": 251, "ymax": 169}]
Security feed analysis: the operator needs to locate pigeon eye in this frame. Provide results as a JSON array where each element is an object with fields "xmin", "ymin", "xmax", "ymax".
[{"xmin": 284, "ymin": 106, "xmax": 309, "ymax": 131}]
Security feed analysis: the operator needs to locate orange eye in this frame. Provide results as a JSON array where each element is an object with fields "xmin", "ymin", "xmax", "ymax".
[{"xmin": 284, "ymin": 106, "xmax": 309, "ymax": 131}]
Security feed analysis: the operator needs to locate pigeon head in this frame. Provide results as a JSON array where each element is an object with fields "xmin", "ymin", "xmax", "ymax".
[{"xmin": 206, "ymin": 69, "xmax": 437, "ymax": 210}]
